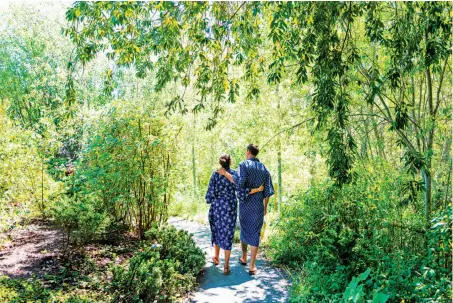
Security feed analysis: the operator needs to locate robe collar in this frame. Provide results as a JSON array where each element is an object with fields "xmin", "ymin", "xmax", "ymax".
[{"xmin": 248, "ymin": 157, "xmax": 260, "ymax": 162}]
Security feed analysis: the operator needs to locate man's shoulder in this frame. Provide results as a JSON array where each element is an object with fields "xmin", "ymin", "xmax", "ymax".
[
  {"xmin": 239, "ymin": 160, "xmax": 248, "ymax": 166},
  {"xmin": 258, "ymin": 161, "xmax": 270, "ymax": 174}
]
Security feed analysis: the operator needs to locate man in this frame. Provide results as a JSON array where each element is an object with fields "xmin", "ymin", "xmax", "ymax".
[{"xmin": 219, "ymin": 144, "xmax": 274, "ymax": 275}]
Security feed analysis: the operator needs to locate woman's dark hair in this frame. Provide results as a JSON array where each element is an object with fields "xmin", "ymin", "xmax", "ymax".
[
  {"xmin": 247, "ymin": 144, "xmax": 259, "ymax": 156},
  {"xmin": 219, "ymin": 154, "xmax": 231, "ymax": 169}
]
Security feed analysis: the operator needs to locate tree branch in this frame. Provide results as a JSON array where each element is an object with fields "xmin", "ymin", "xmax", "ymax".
[
  {"xmin": 262, "ymin": 118, "xmax": 315, "ymax": 149},
  {"xmin": 434, "ymin": 56, "xmax": 449, "ymax": 116},
  {"xmin": 229, "ymin": 2, "xmax": 246, "ymax": 21}
]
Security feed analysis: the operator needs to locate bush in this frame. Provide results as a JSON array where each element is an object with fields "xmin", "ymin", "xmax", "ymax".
[
  {"xmin": 0, "ymin": 277, "xmax": 51, "ymax": 303},
  {"xmin": 0, "ymin": 276, "xmax": 104, "ymax": 303},
  {"xmin": 0, "ymin": 104, "xmax": 62, "ymax": 231},
  {"xmin": 75, "ymin": 102, "xmax": 177, "ymax": 239},
  {"xmin": 109, "ymin": 226, "xmax": 204, "ymax": 303},
  {"xmin": 269, "ymin": 175, "xmax": 452, "ymax": 302},
  {"xmin": 413, "ymin": 207, "xmax": 452, "ymax": 302},
  {"xmin": 51, "ymin": 194, "xmax": 110, "ymax": 246},
  {"xmin": 145, "ymin": 226, "xmax": 206, "ymax": 276}
]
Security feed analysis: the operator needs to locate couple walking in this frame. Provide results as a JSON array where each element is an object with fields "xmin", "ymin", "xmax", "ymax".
[{"xmin": 205, "ymin": 144, "xmax": 274, "ymax": 275}]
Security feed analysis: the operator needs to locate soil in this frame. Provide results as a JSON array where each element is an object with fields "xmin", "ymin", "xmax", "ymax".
[
  {"xmin": 0, "ymin": 221, "xmax": 138, "ymax": 280},
  {"xmin": 0, "ymin": 221, "xmax": 64, "ymax": 278}
]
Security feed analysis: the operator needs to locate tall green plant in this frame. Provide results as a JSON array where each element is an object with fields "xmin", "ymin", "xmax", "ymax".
[{"xmin": 76, "ymin": 101, "xmax": 176, "ymax": 238}]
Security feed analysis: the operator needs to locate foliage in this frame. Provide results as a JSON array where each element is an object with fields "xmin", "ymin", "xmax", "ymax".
[
  {"xmin": 110, "ymin": 226, "xmax": 204, "ymax": 303},
  {"xmin": 0, "ymin": 277, "xmax": 52, "ymax": 303},
  {"xmin": 0, "ymin": 3, "xmax": 69, "ymax": 130},
  {"xmin": 268, "ymin": 163, "xmax": 452, "ymax": 302},
  {"xmin": 342, "ymin": 269, "xmax": 389, "ymax": 303},
  {"xmin": 0, "ymin": 103, "xmax": 62, "ymax": 230},
  {"xmin": 415, "ymin": 207, "xmax": 452, "ymax": 301},
  {"xmin": 73, "ymin": 100, "xmax": 177, "ymax": 239},
  {"xmin": 0, "ymin": 276, "xmax": 104, "ymax": 303},
  {"xmin": 51, "ymin": 194, "xmax": 110, "ymax": 246},
  {"xmin": 0, "ymin": 2, "xmax": 451, "ymax": 303},
  {"xmin": 65, "ymin": 2, "xmax": 451, "ymax": 200}
]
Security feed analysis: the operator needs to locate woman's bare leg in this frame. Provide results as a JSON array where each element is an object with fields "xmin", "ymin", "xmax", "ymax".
[
  {"xmin": 214, "ymin": 244, "xmax": 220, "ymax": 260},
  {"xmin": 224, "ymin": 249, "xmax": 231, "ymax": 267}
]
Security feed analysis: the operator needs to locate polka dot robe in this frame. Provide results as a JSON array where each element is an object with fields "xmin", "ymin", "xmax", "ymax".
[{"xmin": 233, "ymin": 158, "xmax": 274, "ymax": 247}]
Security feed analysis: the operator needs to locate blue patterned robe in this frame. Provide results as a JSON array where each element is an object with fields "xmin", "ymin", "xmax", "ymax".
[
  {"xmin": 233, "ymin": 158, "xmax": 274, "ymax": 247},
  {"xmin": 205, "ymin": 169, "xmax": 251, "ymax": 250}
]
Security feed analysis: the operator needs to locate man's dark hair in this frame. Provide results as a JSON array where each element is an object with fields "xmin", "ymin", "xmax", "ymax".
[
  {"xmin": 219, "ymin": 154, "xmax": 231, "ymax": 169},
  {"xmin": 247, "ymin": 144, "xmax": 259, "ymax": 156}
]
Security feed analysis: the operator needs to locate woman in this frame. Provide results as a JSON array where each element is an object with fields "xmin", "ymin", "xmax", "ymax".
[{"xmin": 205, "ymin": 154, "xmax": 263, "ymax": 275}]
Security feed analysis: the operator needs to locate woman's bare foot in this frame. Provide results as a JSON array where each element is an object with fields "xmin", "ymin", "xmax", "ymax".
[
  {"xmin": 224, "ymin": 265, "xmax": 231, "ymax": 275},
  {"xmin": 212, "ymin": 256, "xmax": 219, "ymax": 265}
]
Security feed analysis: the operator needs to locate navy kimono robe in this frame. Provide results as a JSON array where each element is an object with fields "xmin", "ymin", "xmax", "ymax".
[
  {"xmin": 205, "ymin": 169, "xmax": 251, "ymax": 250},
  {"xmin": 233, "ymin": 158, "xmax": 274, "ymax": 247}
]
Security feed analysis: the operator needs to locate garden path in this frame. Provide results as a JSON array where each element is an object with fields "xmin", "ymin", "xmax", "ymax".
[{"xmin": 169, "ymin": 217, "xmax": 290, "ymax": 303}]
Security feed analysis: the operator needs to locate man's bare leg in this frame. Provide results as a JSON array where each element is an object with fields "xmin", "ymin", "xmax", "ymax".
[
  {"xmin": 250, "ymin": 245, "xmax": 259, "ymax": 271},
  {"xmin": 240, "ymin": 241, "xmax": 248, "ymax": 263}
]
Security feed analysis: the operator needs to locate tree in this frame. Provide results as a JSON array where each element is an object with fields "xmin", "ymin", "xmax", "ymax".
[{"xmin": 65, "ymin": 1, "xmax": 451, "ymax": 223}]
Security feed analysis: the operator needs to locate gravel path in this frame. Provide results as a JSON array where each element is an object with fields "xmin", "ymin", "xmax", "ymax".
[{"xmin": 169, "ymin": 217, "xmax": 290, "ymax": 303}]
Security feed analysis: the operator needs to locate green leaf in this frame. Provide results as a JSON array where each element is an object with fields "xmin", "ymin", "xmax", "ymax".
[
  {"xmin": 358, "ymin": 268, "xmax": 371, "ymax": 281},
  {"xmin": 372, "ymin": 292, "xmax": 389, "ymax": 303}
]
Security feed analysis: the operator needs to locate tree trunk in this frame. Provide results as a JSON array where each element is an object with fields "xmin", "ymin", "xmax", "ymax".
[
  {"xmin": 360, "ymin": 107, "xmax": 371, "ymax": 158},
  {"xmin": 192, "ymin": 142, "xmax": 197, "ymax": 197},
  {"xmin": 41, "ymin": 153, "xmax": 44, "ymax": 214},
  {"xmin": 277, "ymin": 142, "xmax": 282, "ymax": 215},
  {"xmin": 276, "ymin": 85, "xmax": 282, "ymax": 214},
  {"xmin": 441, "ymin": 135, "xmax": 452, "ymax": 163},
  {"xmin": 192, "ymin": 113, "xmax": 197, "ymax": 197},
  {"xmin": 424, "ymin": 65, "xmax": 434, "ymax": 224},
  {"xmin": 138, "ymin": 199, "xmax": 144, "ymax": 239},
  {"xmin": 422, "ymin": 168, "xmax": 432, "ymax": 224}
]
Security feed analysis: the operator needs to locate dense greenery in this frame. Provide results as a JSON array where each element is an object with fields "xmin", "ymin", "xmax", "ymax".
[
  {"xmin": 110, "ymin": 226, "xmax": 204, "ymax": 302},
  {"xmin": 0, "ymin": 226, "xmax": 204, "ymax": 303},
  {"xmin": 65, "ymin": 2, "xmax": 451, "ymax": 221},
  {"xmin": 0, "ymin": 2, "xmax": 451, "ymax": 303},
  {"xmin": 268, "ymin": 161, "xmax": 451, "ymax": 301},
  {"xmin": 0, "ymin": 103, "xmax": 61, "ymax": 230}
]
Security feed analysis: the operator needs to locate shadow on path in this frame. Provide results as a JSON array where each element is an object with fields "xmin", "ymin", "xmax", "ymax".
[{"xmin": 169, "ymin": 218, "xmax": 290, "ymax": 303}]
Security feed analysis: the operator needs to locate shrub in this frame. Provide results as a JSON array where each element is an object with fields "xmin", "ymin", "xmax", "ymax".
[
  {"xmin": 145, "ymin": 226, "xmax": 205, "ymax": 276},
  {"xmin": 76, "ymin": 102, "xmax": 177, "ymax": 239},
  {"xmin": 0, "ymin": 277, "xmax": 51, "ymax": 303},
  {"xmin": 269, "ymin": 176, "xmax": 452, "ymax": 302},
  {"xmin": 51, "ymin": 194, "xmax": 110, "ymax": 246},
  {"xmin": 109, "ymin": 226, "xmax": 204, "ymax": 303},
  {"xmin": 0, "ymin": 104, "xmax": 62, "ymax": 231},
  {"xmin": 0, "ymin": 276, "xmax": 105, "ymax": 303},
  {"xmin": 413, "ymin": 207, "xmax": 452, "ymax": 301}
]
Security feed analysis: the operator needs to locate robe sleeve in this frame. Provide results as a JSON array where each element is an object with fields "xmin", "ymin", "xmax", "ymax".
[
  {"xmin": 205, "ymin": 172, "xmax": 217, "ymax": 204},
  {"xmin": 233, "ymin": 169, "xmax": 251, "ymax": 202},
  {"xmin": 264, "ymin": 169, "xmax": 275, "ymax": 198},
  {"xmin": 235, "ymin": 161, "xmax": 248, "ymax": 190}
]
